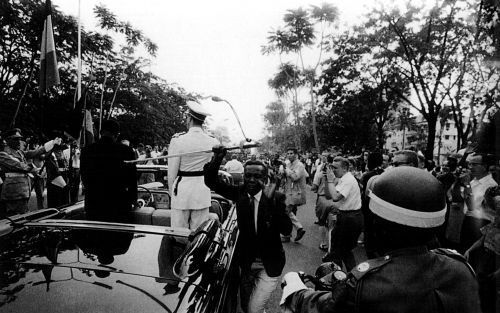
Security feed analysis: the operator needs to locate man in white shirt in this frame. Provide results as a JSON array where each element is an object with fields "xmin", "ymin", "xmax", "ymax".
[
  {"xmin": 224, "ymin": 155, "xmax": 244, "ymax": 185},
  {"xmin": 460, "ymin": 153, "xmax": 498, "ymax": 251},
  {"xmin": 322, "ymin": 156, "xmax": 363, "ymax": 270}
]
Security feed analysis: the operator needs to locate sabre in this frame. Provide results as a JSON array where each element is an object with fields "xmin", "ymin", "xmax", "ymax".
[
  {"xmin": 210, "ymin": 96, "xmax": 252, "ymax": 143},
  {"xmin": 124, "ymin": 142, "xmax": 260, "ymax": 164}
]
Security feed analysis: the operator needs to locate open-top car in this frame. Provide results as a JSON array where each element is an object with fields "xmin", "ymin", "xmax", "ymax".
[
  {"xmin": 0, "ymin": 171, "xmax": 240, "ymax": 312},
  {"xmin": 134, "ymin": 164, "xmax": 233, "ymax": 223}
]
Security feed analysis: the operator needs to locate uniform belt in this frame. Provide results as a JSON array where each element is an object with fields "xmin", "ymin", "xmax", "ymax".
[
  {"xmin": 174, "ymin": 170, "xmax": 205, "ymax": 196},
  {"xmin": 338, "ymin": 209, "xmax": 361, "ymax": 214},
  {"xmin": 5, "ymin": 172, "xmax": 27, "ymax": 178}
]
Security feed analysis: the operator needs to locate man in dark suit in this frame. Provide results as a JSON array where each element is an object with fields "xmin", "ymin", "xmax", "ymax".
[
  {"xmin": 80, "ymin": 120, "xmax": 137, "ymax": 223},
  {"xmin": 204, "ymin": 146, "xmax": 292, "ymax": 313}
]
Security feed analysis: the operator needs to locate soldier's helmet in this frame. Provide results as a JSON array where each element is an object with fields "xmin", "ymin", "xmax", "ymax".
[{"xmin": 369, "ymin": 167, "xmax": 446, "ymax": 229}]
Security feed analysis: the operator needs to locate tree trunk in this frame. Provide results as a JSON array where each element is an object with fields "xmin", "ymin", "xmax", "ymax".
[
  {"xmin": 310, "ymin": 89, "xmax": 320, "ymax": 153},
  {"xmin": 376, "ymin": 122, "xmax": 385, "ymax": 151},
  {"xmin": 425, "ymin": 115, "xmax": 438, "ymax": 161},
  {"xmin": 402, "ymin": 127, "xmax": 406, "ymax": 150},
  {"xmin": 437, "ymin": 126, "xmax": 443, "ymax": 165}
]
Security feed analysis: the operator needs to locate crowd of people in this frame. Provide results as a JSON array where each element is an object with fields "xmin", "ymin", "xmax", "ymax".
[
  {"xmin": 216, "ymin": 144, "xmax": 499, "ymax": 313},
  {"xmin": 0, "ymin": 127, "xmax": 173, "ymax": 218},
  {"xmin": 1, "ymin": 99, "xmax": 499, "ymax": 313}
]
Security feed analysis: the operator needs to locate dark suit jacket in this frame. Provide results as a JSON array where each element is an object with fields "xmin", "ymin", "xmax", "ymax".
[
  {"xmin": 81, "ymin": 136, "xmax": 137, "ymax": 222},
  {"xmin": 204, "ymin": 159, "xmax": 292, "ymax": 277}
]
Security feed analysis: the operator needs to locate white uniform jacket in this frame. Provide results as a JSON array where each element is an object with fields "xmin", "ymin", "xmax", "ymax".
[{"xmin": 168, "ymin": 127, "xmax": 219, "ymax": 211}]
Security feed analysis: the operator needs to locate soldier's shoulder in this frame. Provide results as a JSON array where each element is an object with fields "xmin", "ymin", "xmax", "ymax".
[
  {"xmin": 432, "ymin": 248, "xmax": 476, "ymax": 276},
  {"xmin": 171, "ymin": 131, "xmax": 186, "ymax": 139},
  {"xmin": 204, "ymin": 131, "xmax": 218, "ymax": 141},
  {"xmin": 350, "ymin": 255, "xmax": 392, "ymax": 281}
]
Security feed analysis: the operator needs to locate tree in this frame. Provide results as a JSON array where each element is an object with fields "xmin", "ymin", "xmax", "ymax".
[
  {"xmin": 262, "ymin": 3, "xmax": 339, "ymax": 152},
  {"xmin": 211, "ymin": 125, "xmax": 231, "ymax": 146},
  {"xmin": 365, "ymin": 1, "xmax": 477, "ymax": 159},
  {"xmin": 267, "ymin": 63, "xmax": 304, "ymax": 148},
  {"xmin": 0, "ymin": 0, "xmax": 186, "ymax": 145},
  {"xmin": 397, "ymin": 107, "xmax": 415, "ymax": 150}
]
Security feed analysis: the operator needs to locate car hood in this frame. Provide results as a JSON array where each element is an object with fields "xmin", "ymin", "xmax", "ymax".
[{"xmin": 0, "ymin": 227, "xmax": 211, "ymax": 312}]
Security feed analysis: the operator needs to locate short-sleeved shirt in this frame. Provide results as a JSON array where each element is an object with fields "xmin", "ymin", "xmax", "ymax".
[
  {"xmin": 224, "ymin": 159, "xmax": 244, "ymax": 174},
  {"xmin": 168, "ymin": 127, "xmax": 219, "ymax": 211},
  {"xmin": 336, "ymin": 171, "xmax": 362, "ymax": 211},
  {"xmin": 465, "ymin": 174, "xmax": 498, "ymax": 221}
]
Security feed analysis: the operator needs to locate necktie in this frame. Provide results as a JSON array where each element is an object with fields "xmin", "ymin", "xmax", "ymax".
[{"xmin": 249, "ymin": 195, "xmax": 256, "ymax": 233}]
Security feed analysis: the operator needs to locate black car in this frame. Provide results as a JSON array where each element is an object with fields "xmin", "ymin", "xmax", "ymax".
[{"xmin": 0, "ymin": 192, "xmax": 240, "ymax": 312}]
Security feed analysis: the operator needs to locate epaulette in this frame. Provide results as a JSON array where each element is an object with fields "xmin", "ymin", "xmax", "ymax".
[
  {"xmin": 350, "ymin": 255, "xmax": 392, "ymax": 281},
  {"xmin": 432, "ymin": 248, "xmax": 476, "ymax": 276},
  {"xmin": 171, "ymin": 132, "xmax": 186, "ymax": 139}
]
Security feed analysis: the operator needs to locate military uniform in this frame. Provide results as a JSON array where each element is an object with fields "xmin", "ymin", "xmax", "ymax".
[
  {"xmin": 0, "ymin": 134, "xmax": 57, "ymax": 215},
  {"xmin": 167, "ymin": 100, "xmax": 219, "ymax": 230},
  {"xmin": 285, "ymin": 247, "xmax": 481, "ymax": 313},
  {"xmin": 168, "ymin": 128, "xmax": 219, "ymax": 229}
]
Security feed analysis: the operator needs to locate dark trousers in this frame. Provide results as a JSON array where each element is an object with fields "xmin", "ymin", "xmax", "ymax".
[
  {"xmin": 330, "ymin": 210, "xmax": 363, "ymax": 271},
  {"xmin": 69, "ymin": 168, "xmax": 81, "ymax": 203}
]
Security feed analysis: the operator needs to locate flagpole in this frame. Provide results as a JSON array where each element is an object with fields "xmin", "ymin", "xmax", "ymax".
[{"xmin": 77, "ymin": 0, "xmax": 82, "ymax": 102}]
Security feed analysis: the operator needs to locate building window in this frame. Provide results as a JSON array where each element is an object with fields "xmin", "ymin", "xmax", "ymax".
[
  {"xmin": 445, "ymin": 123, "xmax": 450, "ymax": 131},
  {"xmin": 445, "ymin": 135, "xmax": 450, "ymax": 140}
]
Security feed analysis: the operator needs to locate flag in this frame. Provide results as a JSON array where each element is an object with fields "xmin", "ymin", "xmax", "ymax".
[
  {"xmin": 82, "ymin": 109, "xmax": 95, "ymax": 146},
  {"xmin": 39, "ymin": 0, "xmax": 60, "ymax": 96}
]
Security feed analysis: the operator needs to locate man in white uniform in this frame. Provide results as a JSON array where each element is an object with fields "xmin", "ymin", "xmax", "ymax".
[{"xmin": 168, "ymin": 100, "xmax": 219, "ymax": 230}]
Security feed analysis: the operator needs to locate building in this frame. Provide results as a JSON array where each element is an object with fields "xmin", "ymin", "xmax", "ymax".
[{"xmin": 384, "ymin": 114, "xmax": 466, "ymax": 164}]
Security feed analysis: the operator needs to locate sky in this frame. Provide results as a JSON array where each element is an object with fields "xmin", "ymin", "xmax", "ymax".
[{"xmin": 52, "ymin": 0, "xmax": 377, "ymax": 144}]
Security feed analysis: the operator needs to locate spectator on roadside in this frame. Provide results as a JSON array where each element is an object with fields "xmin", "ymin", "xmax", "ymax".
[
  {"xmin": 322, "ymin": 156, "xmax": 363, "ymax": 271},
  {"xmin": 311, "ymin": 152, "xmax": 335, "ymax": 252},
  {"xmin": 282, "ymin": 147, "xmax": 307, "ymax": 243},
  {"xmin": 224, "ymin": 154, "xmax": 244, "ymax": 186},
  {"xmin": 392, "ymin": 150, "xmax": 419, "ymax": 168},
  {"xmin": 69, "ymin": 141, "xmax": 81, "ymax": 203},
  {"xmin": 464, "ymin": 185, "xmax": 500, "ymax": 313},
  {"xmin": 46, "ymin": 136, "xmax": 70, "ymax": 208},
  {"xmin": 460, "ymin": 153, "xmax": 498, "ymax": 252},
  {"xmin": 28, "ymin": 137, "xmax": 47, "ymax": 211},
  {"xmin": 360, "ymin": 152, "xmax": 384, "ymax": 258}
]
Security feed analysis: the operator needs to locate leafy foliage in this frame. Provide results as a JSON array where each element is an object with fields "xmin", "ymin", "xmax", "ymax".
[{"xmin": 0, "ymin": 0, "xmax": 186, "ymax": 146}]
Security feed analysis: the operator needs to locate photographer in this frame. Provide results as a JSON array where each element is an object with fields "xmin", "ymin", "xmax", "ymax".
[
  {"xmin": 280, "ymin": 167, "xmax": 481, "ymax": 313},
  {"xmin": 311, "ymin": 153, "xmax": 337, "ymax": 252}
]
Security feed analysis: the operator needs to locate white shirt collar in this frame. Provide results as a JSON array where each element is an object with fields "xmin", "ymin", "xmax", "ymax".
[{"xmin": 251, "ymin": 190, "xmax": 262, "ymax": 202}]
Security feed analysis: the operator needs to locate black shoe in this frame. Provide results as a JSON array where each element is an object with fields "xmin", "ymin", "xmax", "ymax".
[
  {"xmin": 294, "ymin": 228, "xmax": 306, "ymax": 242},
  {"xmin": 322, "ymin": 253, "xmax": 334, "ymax": 263}
]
